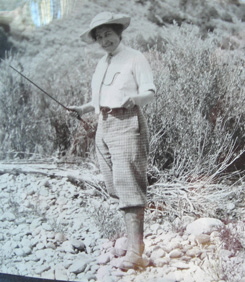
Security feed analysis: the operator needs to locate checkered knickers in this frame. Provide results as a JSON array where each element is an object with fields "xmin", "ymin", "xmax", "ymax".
[{"xmin": 95, "ymin": 106, "xmax": 149, "ymax": 209}]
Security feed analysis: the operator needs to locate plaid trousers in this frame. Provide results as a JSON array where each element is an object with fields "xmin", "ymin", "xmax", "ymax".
[{"xmin": 95, "ymin": 106, "xmax": 149, "ymax": 209}]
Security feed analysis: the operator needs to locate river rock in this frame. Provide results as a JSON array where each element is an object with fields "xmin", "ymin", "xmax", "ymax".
[
  {"xmin": 1, "ymin": 212, "xmax": 16, "ymax": 221},
  {"xmin": 186, "ymin": 246, "xmax": 202, "ymax": 258},
  {"xmin": 55, "ymin": 232, "xmax": 66, "ymax": 243},
  {"xmin": 97, "ymin": 253, "xmax": 111, "ymax": 265},
  {"xmin": 186, "ymin": 218, "xmax": 224, "ymax": 235},
  {"xmin": 150, "ymin": 248, "xmax": 166, "ymax": 260},
  {"xmin": 60, "ymin": 240, "xmax": 76, "ymax": 253},
  {"xmin": 112, "ymin": 237, "xmax": 127, "ymax": 257},
  {"xmin": 70, "ymin": 238, "xmax": 86, "ymax": 252},
  {"xmin": 151, "ymin": 223, "xmax": 162, "ymax": 233},
  {"xmin": 54, "ymin": 264, "xmax": 68, "ymax": 281},
  {"xmin": 169, "ymin": 249, "xmax": 183, "ymax": 258},
  {"xmin": 35, "ymin": 265, "xmax": 51, "ymax": 275},
  {"xmin": 41, "ymin": 268, "xmax": 55, "ymax": 279},
  {"xmin": 69, "ymin": 254, "xmax": 92, "ymax": 274},
  {"xmin": 96, "ymin": 265, "xmax": 112, "ymax": 281},
  {"xmin": 195, "ymin": 234, "xmax": 211, "ymax": 245}
]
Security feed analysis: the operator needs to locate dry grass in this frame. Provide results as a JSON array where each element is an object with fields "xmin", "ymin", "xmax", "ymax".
[{"xmin": 147, "ymin": 177, "xmax": 245, "ymax": 220}]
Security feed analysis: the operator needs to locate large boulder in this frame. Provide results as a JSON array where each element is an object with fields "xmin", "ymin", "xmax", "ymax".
[{"xmin": 186, "ymin": 218, "xmax": 224, "ymax": 235}]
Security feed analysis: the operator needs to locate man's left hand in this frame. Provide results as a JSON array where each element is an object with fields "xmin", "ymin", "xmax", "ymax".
[{"xmin": 121, "ymin": 97, "xmax": 136, "ymax": 109}]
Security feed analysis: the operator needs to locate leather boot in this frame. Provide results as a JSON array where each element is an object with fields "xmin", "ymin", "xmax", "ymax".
[{"xmin": 119, "ymin": 207, "xmax": 145, "ymax": 271}]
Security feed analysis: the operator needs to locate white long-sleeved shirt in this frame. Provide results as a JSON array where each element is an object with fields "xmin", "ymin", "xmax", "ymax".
[{"xmin": 91, "ymin": 43, "xmax": 156, "ymax": 113}]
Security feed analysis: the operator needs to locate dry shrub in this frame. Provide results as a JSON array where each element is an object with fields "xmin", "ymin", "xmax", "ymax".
[
  {"xmin": 147, "ymin": 0, "xmax": 245, "ymax": 44},
  {"xmin": 141, "ymin": 23, "xmax": 245, "ymax": 183},
  {"xmin": 85, "ymin": 198, "xmax": 125, "ymax": 240},
  {"xmin": 202, "ymin": 220, "xmax": 245, "ymax": 282},
  {"xmin": 0, "ymin": 57, "xmax": 55, "ymax": 159},
  {"xmin": 146, "ymin": 180, "xmax": 245, "ymax": 220},
  {"xmin": 0, "ymin": 42, "xmax": 97, "ymax": 159}
]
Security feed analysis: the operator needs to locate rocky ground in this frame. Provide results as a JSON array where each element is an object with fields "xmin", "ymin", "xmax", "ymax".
[{"xmin": 0, "ymin": 161, "xmax": 244, "ymax": 282}]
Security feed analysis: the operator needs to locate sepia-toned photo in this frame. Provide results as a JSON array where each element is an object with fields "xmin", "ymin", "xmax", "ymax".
[{"xmin": 0, "ymin": 0, "xmax": 244, "ymax": 281}]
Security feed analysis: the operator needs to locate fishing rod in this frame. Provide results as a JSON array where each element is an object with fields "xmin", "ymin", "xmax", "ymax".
[{"xmin": 9, "ymin": 65, "xmax": 95, "ymax": 134}]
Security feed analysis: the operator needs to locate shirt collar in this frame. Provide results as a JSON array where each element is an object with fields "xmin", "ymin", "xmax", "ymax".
[{"xmin": 110, "ymin": 42, "xmax": 125, "ymax": 56}]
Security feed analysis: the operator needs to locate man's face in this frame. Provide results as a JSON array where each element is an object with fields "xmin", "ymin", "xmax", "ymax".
[{"xmin": 95, "ymin": 26, "xmax": 120, "ymax": 53}]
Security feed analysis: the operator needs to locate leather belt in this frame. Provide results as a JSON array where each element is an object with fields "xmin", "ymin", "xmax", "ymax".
[{"xmin": 100, "ymin": 107, "xmax": 125, "ymax": 115}]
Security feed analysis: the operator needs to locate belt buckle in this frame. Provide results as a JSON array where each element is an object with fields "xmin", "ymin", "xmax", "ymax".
[{"xmin": 101, "ymin": 107, "xmax": 112, "ymax": 114}]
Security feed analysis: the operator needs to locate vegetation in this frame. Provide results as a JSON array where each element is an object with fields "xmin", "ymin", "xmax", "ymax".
[{"xmin": 145, "ymin": 23, "xmax": 245, "ymax": 182}]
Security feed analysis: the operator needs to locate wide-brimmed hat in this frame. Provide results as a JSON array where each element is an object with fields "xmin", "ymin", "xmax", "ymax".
[{"xmin": 80, "ymin": 11, "xmax": 131, "ymax": 43}]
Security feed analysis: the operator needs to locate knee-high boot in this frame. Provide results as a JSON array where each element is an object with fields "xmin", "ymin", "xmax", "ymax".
[{"xmin": 119, "ymin": 207, "xmax": 145, "ymax": 271}]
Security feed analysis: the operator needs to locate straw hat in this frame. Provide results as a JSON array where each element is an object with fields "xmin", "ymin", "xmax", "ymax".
[{"xmin": 80, "ymin": 11, "xmax": 131, "ymax": 43}]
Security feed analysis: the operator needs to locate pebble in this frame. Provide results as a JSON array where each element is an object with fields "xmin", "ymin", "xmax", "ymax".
[
  {"xmin": 150, "ymin": 248, "xmax": 166, "ymax": 260},
  {"xmin": 2, "ymin": 212, "xmax": 16, "ymax": 221},
  {"xmin": 69, "ymin": 259, "xmax": 88, "ymax": 274},
  {"xmin": 151, "ymin": 223, "xmax": 161, "ymax": 233},
  {"xmin": 61, "ymin": 240, "xmax": 76, "ymax": 253},
  {"xmin": 195, "ymin": 234, "xmax": 210, "ymax": 245},
  {"xmin": 169, "ymin": 249, "xmax": 183, "ymax": 258},
  {"xmin": 97, "ymin": 253, "xmax": 111, "ymax": 265},
  {"xmin": 55, "ymin": 232, "xmax": 66, "ymax": 243},
  {"xmin": 186, "ymin": 247, "xmax": 202, "ymax": 258},
  {"xmin": 71, "ymin": 238, "xmax": 86, "ymax": 251},
  {"xmin": 35, "ymin": 265, "xmax": 51, "ymax": 275},
  {"xmin": 227, "ymin": 203, "xmax": 235, "ymax": 210},
  {"xmin": 172, "ymin": 262, "xmax": 190, "ymax": 269},
  {"xmin": 112, "ymin": 237, "xmax": 127, "ymax": 257}
]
